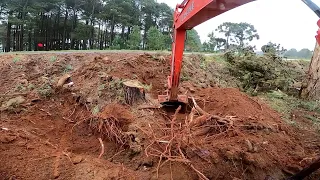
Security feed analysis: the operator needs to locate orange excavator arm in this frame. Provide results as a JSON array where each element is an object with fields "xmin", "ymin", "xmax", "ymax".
[
  {"xmin": 158, "ymin": 0, "xmax": 255, "ymax": 105},
  {"xmin": 159, "ymin": 0, "xmax": 320, "ymax": 105}
]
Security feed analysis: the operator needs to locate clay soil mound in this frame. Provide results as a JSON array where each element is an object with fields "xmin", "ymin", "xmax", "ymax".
[{"xmin": 0, "ymin": 52, "xmax": 320, "ymax": 180}]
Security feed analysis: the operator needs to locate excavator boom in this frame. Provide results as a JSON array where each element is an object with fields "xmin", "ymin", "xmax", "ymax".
[
  {"xmin": 158, "ymin": 0, "xmax": 320, "ymax": 105},
  {"xmin": 158, "ymin": 0, "xmax": 255, "ymax": 104}
]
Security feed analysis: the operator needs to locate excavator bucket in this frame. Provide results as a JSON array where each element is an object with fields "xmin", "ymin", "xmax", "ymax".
[
  {"xmin": 158, "ymin": 76, "xmax": 188, "ymax": 107},
  {"xmin": 158, "ymin": 94, "xmax": 188, "ymax": 106}
]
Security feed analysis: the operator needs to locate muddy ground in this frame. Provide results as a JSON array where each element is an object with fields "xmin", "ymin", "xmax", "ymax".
[{"xmin": 0, "ymin": 52, "xmax": 320, "ymax": 180}]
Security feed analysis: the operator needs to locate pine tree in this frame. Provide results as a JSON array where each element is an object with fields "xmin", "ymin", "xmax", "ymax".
[
  {"xmin": 128, "ymin": 26, "xmax": 141, "ymax": 50},
  {"xmin": 146, "ymin": 26, "xmax": 165, "ymax": 50}
]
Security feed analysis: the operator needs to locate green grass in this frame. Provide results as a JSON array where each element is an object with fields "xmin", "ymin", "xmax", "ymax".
[
  {"xmin": 260, "ymin": 90, "xmax": 320, "ymax": 120},
  {"xmin": 260, "ymin": 90, "xmax": 320, "ymax": 131},
  {"xmin": 304, "ymin": 115, "xmax": 320, "ymax": 123},
  {"xmin": 64, "ymin": 64, "xmax": 73, "ymax": 73},
  {"xmin": 13, "ymin": 56, "xmax": 21, "ymax": 63},
  {"xmin": 204, "ymin": 54, "xmax": 227, "ymax": 65},
  {"xmin": 49, "ymin": 56, "xmax": 57, "ymax": 62}
]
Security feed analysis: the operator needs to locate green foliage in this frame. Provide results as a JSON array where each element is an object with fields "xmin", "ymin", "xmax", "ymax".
[
  {"xmin": 0, "ymin": 0, "xmax": 174, "ymax": 52},
  {"xmin": 13, "ymin": 56, "xmax": 21, "ymax": 63},
  {"xmin": 127, "ymin": 26, "xmax": 141, "ymax": 50},
  {"xmin": 202, "ymin": 31, "xmax": 217, "ymax": 52},
  {"xmin": 0, "ymin": 24, "xmax": 5, "ymax": 47},
  {"xmin": 261, "ymin": 42, "xmax": 287, "ymax": 56},
  {"xmin": 27, "ymin": 84, "xmax": 35, "ymax": 90},
  {"xmin": 15, "ymin": 83, "xmax": 26, "ymax": 92},
  {"xmin": 146, "ymin": 26, "xmax": 165, "ymax": 50},
  {"xmin": 37, "ymin": 84, "xmax": 53, "ymax": 97},
  {"xmin": 72, "ymin": 23, "xmax": 92, "ymax": 40},
  {"xmin": 111, "ymin": 35, "xmax": 128, "ymax": 50},
  {"xmin": 91, "ymin": 105, "xmax": 100, "ymax": 115},
  {"xmin": 49, "ymin": 56, "xmax": 57, "ymax": 63},
  {"xmin": 64, "ymin": 64, "xmax": 73, "ymax": 73},
  {"xmin": 225, "ymin": 50, "xmax": 294, "ymax": 94},
  {"xmin": 304, "ymin": 115, "xmax": 320, "ymax": 124},
  {"xmin": 185, "ymin": 29, "xmax": 202, "ymax": 52}
]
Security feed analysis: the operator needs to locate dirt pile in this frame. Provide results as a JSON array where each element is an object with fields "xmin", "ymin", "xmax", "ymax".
[{"xmin": 0, "ymin": 52, "xmax": 320, "ymax": 180}]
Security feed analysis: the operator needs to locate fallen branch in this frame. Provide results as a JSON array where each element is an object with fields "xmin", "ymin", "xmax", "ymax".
[{"xmin": 98, "ymin": 138, "xmax": 105, "ymax": 159}]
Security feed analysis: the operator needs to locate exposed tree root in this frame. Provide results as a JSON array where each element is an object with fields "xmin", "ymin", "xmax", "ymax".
[
  {"xmin": 89, "ymin": 117, "xmax": 128, "ymax": 145},
  {"xmin": 98, "ymin": 138, "xmax": 105, "ymax": 159},
  {"xmin": 140, "ymin": 97, "xmax": 238, "ymax": 180}
]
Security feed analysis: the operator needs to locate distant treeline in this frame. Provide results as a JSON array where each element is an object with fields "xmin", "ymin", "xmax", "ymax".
[
  {"xmin": 0, "ymin": 0, "xmax": 200, "ymax": 52},
  {"xmin": 284, "ymin": 48, "xmax": 313, "ymax": 59},
  {"xmin": 0, "ymin": 0, "xmax": 314, "ymax": 55}
]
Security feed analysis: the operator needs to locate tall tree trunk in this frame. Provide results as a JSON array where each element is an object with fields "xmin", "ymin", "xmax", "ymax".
[
  {"xmin": 20, "ymin": 24, "xmax": 24, "ymax": 51},
  {"xmin": 98, "ymin": 22, "xmax": 103, "ymax": 50},
  {"xmin": 104, "ymin": 22, "xmax": 108, "ymax": 48},
  {"xmin": 300, "ymin": 42, "xmax": 320, "ymax": 100},
  {"xmin": 33, "ymin": 28, "xmax": 37, "ymax": 51},
  {"xmin": 70, "ymin": 7, "xmax": 77, "ymax": 50},
  {"xmin": 90, "ymin": 2, "xmax": 95, "ymax": 49},
  {"xmin": 13, "ymin": 26, "xmax": 17, "ymax": 51},
  {"xmin": 28, "ymin": 30, "xmax": 32, "ymax": 51},
  {"xmin": 62, "ymin": 9, "xmax": 68, "ymax": 50},
  {"xmin": 5, "ymin": 22, "xmax": 11, "ymax": 52},
  {"xmin": 90, "ymin": 21, "xmax": 94, "ymax": 49},
  {"xmin": 110, "ymin": 15, "xmax": 115, "ymax": 45},
  {"xmin": 56, "ymin": 9, "xmax": 61, "ymax": 50},
  {"xmin": 45, "ymin": 15, "xmax": 49, "ymax": 51}
]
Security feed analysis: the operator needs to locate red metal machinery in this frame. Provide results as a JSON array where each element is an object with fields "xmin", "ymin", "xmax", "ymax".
[
  {"xmin": 158, "ymin": 0, "xmax": 255, "ymax": 105},
  {"xmin": 158, "ymin": 0, "xmax": 320, "ymax": 105}
]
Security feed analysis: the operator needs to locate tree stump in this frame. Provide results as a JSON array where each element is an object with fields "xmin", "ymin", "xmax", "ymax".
[
  {"xmin": 300, "ymin": 42, "xmax": 320, "ymax": 100},
  {"xmin": 123, "ymin": 80, "xmax": 146, "ymax": 105}
]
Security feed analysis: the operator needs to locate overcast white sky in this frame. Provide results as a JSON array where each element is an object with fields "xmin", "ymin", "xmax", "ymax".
[{"xmin": 157, "ymin": 0, "xmax": 320, "ymax": 51}]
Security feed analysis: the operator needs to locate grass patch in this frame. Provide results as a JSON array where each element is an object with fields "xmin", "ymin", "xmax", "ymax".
[
  {"xmin": 261, "ymin": 90, "xmax": 320, "ymax": 120},
  {"xmin": 13, "ymin": 56, "xmax": 21, "ymax": 63},
  {"xmin": 49, "ymin": 56, "xmax": 57, "ymax": 63},
  {"xmin": 91, "ymin": 105, "xmax": 100, "ymax": 115},
  {"xmin": 304, "ymin": 115, "xmax": 320, "ymax": 123},
  {"xmin": 64, "ymin": 64, "xmax": 73, "ymax": 73},
  {"xmin": 205, "ymin": 54, "xmax": 227, "ymax": 65},
  {"xmin": 37, "ymin": 84, "xmax": 53, "ymax": 97}
]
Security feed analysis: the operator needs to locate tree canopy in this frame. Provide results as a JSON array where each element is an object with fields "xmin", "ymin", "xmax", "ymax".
[
  {"xmin": 0, "ymin": 0, "xmax": 201, "ymax": 52},
  {"xmin": 215, "ymin": 22, "xmax": 259, "ymax": 49},
  {"xmin": 202, "ymin": 22, "xmax": 259, "ymax": 52}
]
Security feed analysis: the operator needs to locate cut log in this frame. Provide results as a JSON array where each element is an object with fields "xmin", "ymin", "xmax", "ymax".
[{"xmin": 123, "ymin": 80, "xmax": 146, "ymax": 105}]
